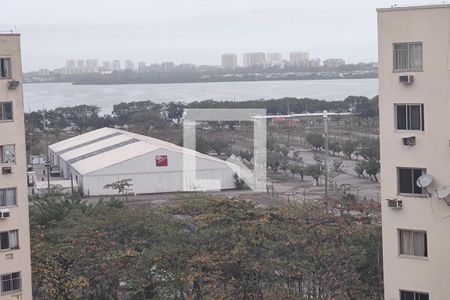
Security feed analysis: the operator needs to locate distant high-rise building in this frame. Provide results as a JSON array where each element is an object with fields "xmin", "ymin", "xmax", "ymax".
[
  {"xmin": 85, "ymin": 59, "xmax": 99, "ymax": 73},
  {"xmin": 243, "ymin": 52, "xmax": 266, "ymax": 67},
  {"xmin": 137, "ymin": 62, "xmax": 147, "ymax": 73},
  {"xmin": 150, "ymin": 63, "xmax": 160, "ymax": 72},
  {"xmin": 161, "ymin": 62, "xmax": 175, "ymax": 72},
  {"xmin": 309, "ymin": 58, "xmax": 321, "ymax": 68},
  {"xmin": 102, "ymin": 61, "xmax": 111, "ymax": 72},
  {"xmin": 221, "ymin": 53, "xmax": 238, "ymax": 69},
  {"xmin": 112, "ymin": 60, "xmax": 121, "ymax": 71},
  {"xmin": 125, "ymin": 60, "xmax": 135, "ymax": 71},
  {"xmin": 323, "ymin": 58, "xmax": 345, "ymax": 69},
  {"xmin": 76, "ymin": 59, "xmax": 85, "ymax": 74},
  {"xmin": 266, "ymin": 52, "xmax": 283, "ymax": 66},
  {"xmin": 65, "ymin": 59, "xmax": 76, "ymax": 74},
  {"xmin": 289, "ymin": 52, "xmax": 309, "ymax": 66},
  {"xmin": 0, "ymin": 32, "xmax": 33, "ymax": 300},
  {"xmin": 178, "ymin": 63, "xmax": 196, "ymax": 72}
]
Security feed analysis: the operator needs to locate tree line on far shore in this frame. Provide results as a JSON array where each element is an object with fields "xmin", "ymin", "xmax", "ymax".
[{"xmin": 25, "ymin": 95, "xmax": 378, "ymax": 134}]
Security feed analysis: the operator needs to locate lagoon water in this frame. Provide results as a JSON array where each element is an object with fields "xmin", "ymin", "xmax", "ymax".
[{"xmin": 23, "ymin": 78, "xmax": 378, "ymax": 113}]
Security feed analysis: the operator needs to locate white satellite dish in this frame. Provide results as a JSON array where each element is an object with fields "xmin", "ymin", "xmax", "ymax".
[
  {"xmin": 417, "ymin": 174, "xmax": 433, "ymax": 188},
  {"xmin": 436, "ymin": 187, "xmax": 450, "ymax": 199}
]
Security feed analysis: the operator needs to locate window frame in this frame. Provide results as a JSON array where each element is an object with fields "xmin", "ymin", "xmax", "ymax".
[
  {"xmin": 0, "ymin": 58, "xmax": 11, "ymax": 79},
  {"xmin": 393, "ymin": 42, "xmax": 423, "ymax": 72},
  {"xmin": 0, "ymin": 102, "xmax": 13, "ymax": 122},
  {"xmin": 398, "ymin": 229, "xmax": 428, "ymax": 258},
  {"xmin": 397, "ymin": 167, "xmax": 426, "ymax": 196},
  {"xmin": 1, "ymin": 272, "xmax": 21, "ymax": 295},
  {"xmin": 394, "ymin": 104, "xmax": 424, "ymax": 131},
  {"xmin": 0, "ymin": 144, "xmax": 16, "ymax": 165},
  {"xmin": 400, "ymin": 289, "xmax": 429, "ymax": 300},
  {"xmin": 0, "ymin": 230, "xmax": 19, "ymax": 251},
  {"xmin": 0, "ymin": 187, "xmax": 17, "ymax": 208}
]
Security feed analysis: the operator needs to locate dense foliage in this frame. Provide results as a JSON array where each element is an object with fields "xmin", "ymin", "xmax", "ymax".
[
  {"xmin": 31, "ymin": 193, "xmax": 382, "ymax": 299},
  {"xmin": 25, "ymin": 96, "xmax": 378, "ymax": 134}
]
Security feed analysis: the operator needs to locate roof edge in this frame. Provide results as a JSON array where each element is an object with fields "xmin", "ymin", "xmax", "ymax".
[{"xmin": 377, "ymin": 4, "xmax": 450, "ymax": 12}]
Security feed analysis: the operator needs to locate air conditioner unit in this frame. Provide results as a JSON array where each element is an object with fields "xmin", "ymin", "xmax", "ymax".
[
  {"xmin": 7, "ymin": 80, "xmax": 20, "ymax": 90},
  {"xmin": 2, "ymin": 166, "xmax": 12, "ymax": 175},
  {"xmin": 0, "ymin": 209, "xmax": 10, "ymax": 219},
  {"xmin": 399, "ymin": 75, "xmax": 414, "ymax": 84},
  {"xmin": 403, "ymin": 136, "xmax": 416, "ymax": 146},
  {"xmin": 387, "ymin": 199, "xmax": 403, "ymax": 209}
]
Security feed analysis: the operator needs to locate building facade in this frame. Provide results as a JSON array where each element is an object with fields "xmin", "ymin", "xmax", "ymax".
[
  {"xmin": 243, "ymin": 52, "xmax": 265, "ymax": 68},
  {"xmin": 289, "ymin": 51, "xmax": 309, "ymax": 66},
  {"xmin": 266, "ymin": 52, "xmax": 282, "ymax": 66},
  {"xmin": 0, "ymin": 34, "xmax": 32, "ymax": 299},
  {"xmin": 378, "ymin": 4, "xmax": 450, "ymax": 300},
  {"xmin": 221, "ymin": 53, "xmax": 237, "ymax": 69},
  {"xmin": 323, "ymin": 58, "xmax": 345, "ymax": 69},
  {"xmin": 48, "ymin": 128, "xmax": 239, "ymax": 196}
]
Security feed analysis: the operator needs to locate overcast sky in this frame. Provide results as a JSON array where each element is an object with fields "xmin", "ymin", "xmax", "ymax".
[{"xmin": 0, "ymin": 0, "xmax": 437, "ymax": 71}]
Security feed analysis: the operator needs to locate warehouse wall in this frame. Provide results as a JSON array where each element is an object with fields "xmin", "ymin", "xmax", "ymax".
[{"xmin": 80, "ymin": 149, "xmax": 238, "ymax": 196}]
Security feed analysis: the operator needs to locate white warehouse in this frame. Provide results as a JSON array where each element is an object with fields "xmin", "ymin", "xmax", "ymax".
[{"xmin": 48, "ymin": 127, "xmax": 240, "ymax": 196}]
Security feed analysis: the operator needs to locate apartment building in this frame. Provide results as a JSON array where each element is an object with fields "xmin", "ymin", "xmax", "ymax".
[
  {"xmin": 243, "ymin": 52, "xmax": 265, "ymax": 68},
  {"xmin": 378, "ymin": 4, "xmax": 450, "ymax": 300},
  {"xmin": 289, "ymin": 51, "xmax": 309, "ymax": 66},
  {"xmin": 266, "ymin": 52, "xmax": 282, "ymax": 66},
  {"xmin": 0, "ymin": 34, "xmax": 32, "ymax": 299},
  {"xmin": 221, "ymin": 53, "xmax": 237, "ymax": 69}
]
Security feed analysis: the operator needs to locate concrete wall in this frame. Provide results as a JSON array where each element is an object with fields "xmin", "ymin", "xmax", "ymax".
[
  {"xmin": 378, "ymin": 5, "xmax": 450, "ymax": 300},
  {"xmin": 81, "ymin": 149, "xmax": 237, "ymax": 196},
  {"xmin": 0, "ymin": 34, "xmax": 32, "ymax": 300}
]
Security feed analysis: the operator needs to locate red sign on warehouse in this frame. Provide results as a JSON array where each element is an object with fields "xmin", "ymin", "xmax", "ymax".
[{"xmin": 155, "ymin": 155, "xmax": 168, "ymax": 167}]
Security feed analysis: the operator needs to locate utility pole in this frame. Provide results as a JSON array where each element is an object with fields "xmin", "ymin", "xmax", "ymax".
[
  {"xmin": 43, "ymin": 110, "xmax": 50, "ymax": 194},
  {"xmin": 323, "ymin": 110, "xmax": 329, "ymax": 198}
]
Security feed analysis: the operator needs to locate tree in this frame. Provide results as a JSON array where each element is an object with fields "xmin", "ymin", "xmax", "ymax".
[
  {"xmin": 305, "ymin": 163, "xmax": 323, "ymax": 185},
  {"xmin": 354, "ymin": 161, "xmax": 366, "ymax": 178},
  {"xmin": 31, "ymin": 195, "xmax": 382, "ymax": 300},
  {"xmin": 306, "ymin": 132, "xmax": 324, "ymax": 150},
  {"xmin": 129, "ymin": 110, "xmax": 169, "ymax": 133},
  {"xmin": 267, "ymin": 151, "xmax": 288, "ymax": 174},
  {"xmin": 104, "ymin": 179, "xmax": 134, "ymax": 200},
  {"xmin": 164, "ymin": 101, "xmax": 185, "ymax": 125},
  {"xmin": 328, "ymin": 140, "xmax": 342, "ymax": 156},
  {"xmin": 238, "ymin": 149, "xmax": 253, "ymax": 165},
  {"xmin": 364, "ymin": 160, "xmax": 380, "ymax": 182},
  {"xmin": 333, "ymin": 159, "xmax": 344, "ymax": 173},
  {"xmin": 208, "ymin": 138, "xmax": 229, "ymax": 156},
  {"xmin": 343, "ymin": 140, "xmax": 356, "ymax": 159}
]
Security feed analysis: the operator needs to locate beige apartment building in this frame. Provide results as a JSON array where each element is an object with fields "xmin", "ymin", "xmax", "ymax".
[
  {"xmin": 378, "ymin": 4, "xmax": 450, "ymax": 300},
  {"xmin": 0, "ymin": 34, "xmax": 32, "ymax": 299}
]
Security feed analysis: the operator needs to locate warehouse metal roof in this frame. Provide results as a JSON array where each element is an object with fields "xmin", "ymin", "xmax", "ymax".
[{"xmin": 49, "ymin": 127, "xmax": 236, "ymax": 175}]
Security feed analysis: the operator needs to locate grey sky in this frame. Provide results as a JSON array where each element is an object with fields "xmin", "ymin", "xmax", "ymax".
[{"xmin": 0, "ymin": 0, "xmax": 435, "ymax": 71}]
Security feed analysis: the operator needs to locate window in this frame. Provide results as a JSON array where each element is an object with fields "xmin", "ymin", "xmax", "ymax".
[
  {"xmin": 0, "ymin": 145, "xmax": 15, "ymax": 164},
  {"xmin": 393, "ymin": 42, "xmax": 423, "ymax": 71},
  {"xmin": 0, "ymin": 102, "xmax": 12, "ymax": 121},
  {"xmin": 0, "ymin": 230, "xmax": 18, "ymax": 250},
  {"xmin": 0, "ymin": 188, "xmax": 16, "ymax": 207},
  {"xmin": 396, "ymin": 104, "xmax": 424, "ymax": 131},
  {"xmin": 399, "ymin": 230, "xmax": 427, "ymax": 257},
  {"xmin": 398, "ymin": 168, "xmax": 425, "ymax": 195},
  {"xmin": 400, "ymin": 290, "xmax": 429, "ymax": 300},
  {"xmin": 0, "ymin": 58, "xmax": 11, "ymax": 79},
  {"xmin": 1, "ymin": 272, "xmax": 21, "ymax": 295}
]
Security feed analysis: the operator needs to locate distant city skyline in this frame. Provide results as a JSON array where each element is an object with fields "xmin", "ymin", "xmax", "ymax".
[
  {"xmin": 38, "ymin": 50, "xmax": 357, "ymax": 75},
  {"xmin": 0, "ymin": 0, "xmax": 427, "ymax": 72}
]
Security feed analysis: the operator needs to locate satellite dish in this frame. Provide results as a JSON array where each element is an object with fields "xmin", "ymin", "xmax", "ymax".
[
  {"xmin": 436, "ymin": 187, "xmax": 450, "ymax": 199},
  {"xmin": 417, "ymin": 174, "xmax": 433, "ymax": 188}
]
